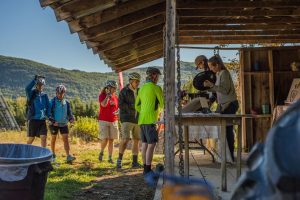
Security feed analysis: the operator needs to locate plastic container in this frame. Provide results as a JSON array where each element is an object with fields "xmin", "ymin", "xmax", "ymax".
[{"xmin": 0, "ymin": 144, "xmax": 53, "ymax": 200}]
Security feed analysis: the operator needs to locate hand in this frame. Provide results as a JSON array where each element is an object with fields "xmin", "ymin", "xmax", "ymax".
[
  {"xmin": 204, "ymin": 80, "xmax": 214, "ymax": 88},
  {"xmin": 53, "ymin": 122, "xmax": 58, "ymax": 126},
  {"xmin": 110, "ymin": 101, "xmax": 115, "ymax": 106},
  {"xmin": 69, "ymin": 118, "xmax": 74, "ymax": 123}
]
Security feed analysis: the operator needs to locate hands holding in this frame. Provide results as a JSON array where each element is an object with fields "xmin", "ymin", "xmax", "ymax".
[{"xmin": 204, "ymin": 80, "xmax": 214, "ymax": 88}]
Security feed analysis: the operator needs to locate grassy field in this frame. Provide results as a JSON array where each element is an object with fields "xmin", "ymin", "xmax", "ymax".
[{"xmin": 0, "ymin": 131, "xmax": 163, "ymax": 200}]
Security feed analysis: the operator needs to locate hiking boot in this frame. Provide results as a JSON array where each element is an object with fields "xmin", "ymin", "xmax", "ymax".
[
  {"xmin": 108, "ymin": 158, "xmax": 114, "ymax": 164},
  {"xmin": 98, "ymin": 152, "xmax": 104, "ymax": 162},
  {"xmin": 132, "ymin": 162, "xmax": 143, "ymax": 169},
  {"xmin": 66, "ymin": 155, "xmax": 76, "ymax": 163},
  {"xmin": 116, "ymin": 159, "xmax": 122, "ymax": 169}
]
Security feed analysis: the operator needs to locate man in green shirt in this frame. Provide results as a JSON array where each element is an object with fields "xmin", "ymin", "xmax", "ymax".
[{"xmin": 135, "ymin": 67, "xmax": 164, "ymax": 174}]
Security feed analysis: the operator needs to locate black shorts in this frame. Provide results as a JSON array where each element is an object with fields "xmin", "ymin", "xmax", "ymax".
[
  {"xmin": 27, "ymin": 120, "xmax": 47, "ymax": 137},
  {"xmin": 49, "ymin": 125, "xmax": 69, "ymax": 135},
  {"xmin": 140, "ymin": 124, "xmax": 158, "ymax": 144}
]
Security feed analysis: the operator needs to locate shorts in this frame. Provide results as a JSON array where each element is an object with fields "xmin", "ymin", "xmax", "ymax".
[
  {"xmin": 27, "ymin": 120, "xmax": 47, "ymax": 137},
  {"xmin": 120, "ymin": 122, "xmax": 140, "ymax": 140},
  {"xmin": 49, "ymin": 125, "xmax": 69, "ymax": 135},
  {"xmin": 99, "ymin": 120, "xmax": 119, "ymax": 140},
  {"xmin": 140, "ymin": 124, "xmax": 158, "ymax": 144}
]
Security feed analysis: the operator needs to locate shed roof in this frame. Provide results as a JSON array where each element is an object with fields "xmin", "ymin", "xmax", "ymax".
[{"xmin": 40, "ymin": 0, "xmax": 300, "ymax": 71}]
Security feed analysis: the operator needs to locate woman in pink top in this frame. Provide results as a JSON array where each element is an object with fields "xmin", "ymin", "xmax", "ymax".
[{"xmin": 98, "ymin": 80, "xmax": 119, "ymax": 163}]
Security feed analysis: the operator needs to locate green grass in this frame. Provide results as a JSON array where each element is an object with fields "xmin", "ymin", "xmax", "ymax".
[{"xmin": 0, "ymin": 131, "xmax": 164, "ymax": 200}]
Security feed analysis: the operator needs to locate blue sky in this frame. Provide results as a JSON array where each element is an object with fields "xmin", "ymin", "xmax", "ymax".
[{"xmin": 0, "ymin": 0, "xmax": 238, "ymax": 73}]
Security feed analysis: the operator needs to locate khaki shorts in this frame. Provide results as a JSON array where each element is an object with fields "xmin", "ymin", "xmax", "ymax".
[
  {"xmin": 99, "ymin": 120, "xmax": 119, "ymax": 140},
  {"xmin": 120, "ymin": 122, "xmax": 141, "ymax": 140}
]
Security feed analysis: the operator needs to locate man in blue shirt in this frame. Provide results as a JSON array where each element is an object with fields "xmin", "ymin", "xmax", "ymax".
[
  {"xmin": 49, "ymin": 84, "xmax": 76, "ymax": 163},
  {"xmin": 25, "ymin": 75, "xmax": 51, "ymax": 147}
]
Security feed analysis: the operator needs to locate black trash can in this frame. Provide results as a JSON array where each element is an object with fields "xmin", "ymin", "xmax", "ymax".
[{"xmin": 0, "ymin": 144, "xmax": 53, "ymax": 200}]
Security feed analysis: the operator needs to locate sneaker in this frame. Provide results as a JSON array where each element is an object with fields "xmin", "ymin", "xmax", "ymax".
[
  {"xmin": 108, "ymin": 158, "xmax": 114, "ymax": 164},
  {"xmin": 116, "ymin": 159, "xmax": 122, "ymax": 169},
  {"xmin": 98, "ymin": 152, "xmax": 103, "ymax": 162},
  {"xmin": 52, "ymin": 154, "xmax": 56, "ymax": 162},
  {"xmin": 132, "ymin": 162, "xmax": 143, "ymax": 169},
  {"xmin": 66, "ymin": 155, "xmax": 76, "ymax": 163}
]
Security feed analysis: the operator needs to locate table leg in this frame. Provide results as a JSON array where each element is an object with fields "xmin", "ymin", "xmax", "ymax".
[
  {"xmin": 237, "ymin": 122, "xmax": 242, "ymax": 179},
  {"xmin": 221, "ymin": 120, "xmax": 227, "ymax": 191},
  {"xmin": 184, "ymin": 126, "xmax": 189, "ymax": 178}
]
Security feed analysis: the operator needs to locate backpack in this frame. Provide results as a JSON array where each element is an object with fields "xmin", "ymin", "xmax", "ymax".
[{"xmin": 50, "ymin": 97, "xmax": 72, "ymax": 119}]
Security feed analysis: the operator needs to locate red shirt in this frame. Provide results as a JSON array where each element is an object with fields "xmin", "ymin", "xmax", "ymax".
[{"xmin": 98, "ymin": 92, "xmax": 118, "ymax": 122}]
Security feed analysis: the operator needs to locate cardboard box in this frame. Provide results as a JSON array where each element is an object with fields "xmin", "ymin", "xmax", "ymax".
[{"xmin": 286, "ymin": 78, "xmax": 300, "ymax": 104}]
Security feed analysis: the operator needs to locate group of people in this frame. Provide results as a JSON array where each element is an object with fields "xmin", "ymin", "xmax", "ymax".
[
  {"xmin": 25, "ymin": 53, "xmax": 238, "ymax": 171},
  {"xmin": 193, "ymin": 54, "xmax": 238, "ymax": 162},
  {"xmin": 97, "ymin": 67, "xmax": 164, "ymax": 174},
  {"xmin": 25, "ymin": 76, "xmax": 75, "ymax": 163}
]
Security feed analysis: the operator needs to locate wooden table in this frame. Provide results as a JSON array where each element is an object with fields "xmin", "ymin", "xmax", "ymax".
[{"xmin": 175, "ymin": 113, "xmax": 243, "ymax": 192}]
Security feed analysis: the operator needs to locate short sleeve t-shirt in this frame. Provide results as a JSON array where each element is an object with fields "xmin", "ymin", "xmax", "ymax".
[{"xmin": 98, "ymin": 92, "xmax": 118, "ymax": 122}]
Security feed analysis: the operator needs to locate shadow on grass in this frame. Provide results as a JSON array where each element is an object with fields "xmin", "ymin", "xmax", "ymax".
[{"xmin": 73, "ymin": 172, "xmax": 155, "ymax": 200}]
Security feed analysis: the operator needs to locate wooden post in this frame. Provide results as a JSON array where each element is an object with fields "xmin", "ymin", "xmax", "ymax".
[
  {"xmin": 164, "ymin": 0, "xmax": 176, "ymax": 176},
  {"xmin": 220, "ymin": 119, "xmax": 227, "ymax": 191},
  {"xmin": 184, "ymin": 126, "xmax": 189, "ymax": 178}
]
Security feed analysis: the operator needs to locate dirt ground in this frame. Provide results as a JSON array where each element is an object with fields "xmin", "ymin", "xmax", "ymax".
[{"xmin": 74, "ymin": 170, "xmax": 155, "ymax": 200}]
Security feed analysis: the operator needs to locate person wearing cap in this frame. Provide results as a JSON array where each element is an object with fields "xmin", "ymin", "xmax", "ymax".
[
  {"xmin": 204, "ymin": 54, "xmax": 238, "ymax": 161},
  {"xmin": 25, "ymin": 75, "xmax": 51, "ymax": 147},
  {"xmin": 98, "ymin": 80, "xmax": 119, "ymax": 163},
  {"xmin": 49, "ymin": 84, "xmax": 76, "ymax": 163},
  {"xmin": 116, "ymin": 72, "xmax": 142, "ymax": 169},
  {"xmin": 194, "ymin": 55, "xmax": 210, "ymax": 71},
  {"xmin": 135, "ymin": 67, "xmax": 164, "ymax": 174}
]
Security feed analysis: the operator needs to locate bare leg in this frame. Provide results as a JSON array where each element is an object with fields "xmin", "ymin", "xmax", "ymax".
[
  {"xmin": 119, "ymin": 139, "xmax": 129, "ymax": 155},
  {"xmin": 40, "ymin": 135, "xmax": 47, "ymax": 148},
  {"xmin": 108, "ymin": 139, "xmax": 114, "ymax": 157},
  {"xmin": 51, "ymin": 135, "xmax": 57, "ymax": 154},
  {"xmin": 100, "ymin": 139, "xmax": 108, "ymax": 153},
  {"xmin": 27, "ymin": 137, "xmax": 35, "ymax": 144},
  {"xmin": 146, "ymin": 143, "xmax": 156, "ymax": 165},
  {"xmin": 141, "ymin": 143, "xmax": 148, "ymax": 165},
  {"xmin": 62, "ymin": 134, "xmax": 70, "ymax": 156},
  {"xmin": 132, "ymin": 139, "xmax": 139, "ymax": 156}
]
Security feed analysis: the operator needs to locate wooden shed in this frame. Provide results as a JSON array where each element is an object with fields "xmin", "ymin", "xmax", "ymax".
[{"xmin": 40, "ymin": 0, "xmax": 300, "ymax": 174}]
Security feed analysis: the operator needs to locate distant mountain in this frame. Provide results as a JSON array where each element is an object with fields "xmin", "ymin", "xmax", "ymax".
[{"xmin": 0, "ymin": 55, "xmax": 198, "ymax": 101}]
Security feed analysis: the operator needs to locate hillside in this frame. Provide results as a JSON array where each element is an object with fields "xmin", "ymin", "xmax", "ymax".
[{"xmin": 0, "ymin": 55, "xmax": 198, "ymax": 101}]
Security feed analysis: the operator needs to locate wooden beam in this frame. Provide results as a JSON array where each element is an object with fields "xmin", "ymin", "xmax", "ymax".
[
  {"xmin": 87, "ymin": 23, "xmax": 164, "ymax": 48},
  {"xmin": 179, "ymin": 24, "xmax": 300, "ymax": 31},
  {"xmin": 106, "ymin": 39, "xmax": 163, "ymax": 59},
  {"xmin": 103, "ymin": 37, "xmax": 163, "ymax": 57},
  {"xmin": 179, "ymin": 17, "xmax": 300, "ymax": 25},
  {"xmin": 177, "ymin": 1, "xmax": 300, "ymax": 9},
  {"xmin": 80, "ymin": 14, "xmax": 165, "ymax": 40},
  {"xmin": 96, "ymin": 31, "xmax": 162, "ymax": 52},
  {"xmin": 114, "ymin": 50, "xmax": 162, "ymax": 68},
  {"xmin": 113, "ymin": 45, "xmax": 163, "ymax": 65},
  {"xmin": 179, "ymin": 30, "xmax": 300, "ymax": 37},
  {"xmin": 114, "ymin": 54, "xmax": 162, "ymax": 72},
  {"xmin": 165, "ymin": 0, "xmax": 176, "ymax": 176},
  {"xmin": 68, "ymin": 0, "xmax": 164, "ymax": 32},
  {"xmin": 113, "ymin": 52, "xmax": 163, "ymax": 70},
  {"xmin": 180, "ymin": 38, "xmax": 300, "ymax": 44},
  {"xmin": 178, "ymin": 8, "xmax": 300, "ymax": 17},
  {"xmin": 39, "ymin": 0, "xmax": 71, "ymax": 7}
]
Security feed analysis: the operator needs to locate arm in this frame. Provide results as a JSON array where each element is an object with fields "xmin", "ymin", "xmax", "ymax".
[
  {"xmin": 208, "ymin": 71, "xmax": 232, "ymax": 95},
  {"xmin": 25, "ymin": 79, "xmax": 36, "ymax": 99},
  {"xmin": 118, "ymin": 90, "xmax": 130, "ymax": 111},
  {"xmin": 156, "ymin": 86, "xmax": 164, "ymax": 110},
  {"xmin": 135, "ymin": 93, "xmax": 141, "ymax": 113},
  {"xmin": 67, "ymin": 101, "xmax": 74, "ymax": 122},
  {"xmin": 45, "ymin": 94, "xmax": 52, "ymax": 120},
  {"xmin": 99, "ymin": 93, "xmax": 109, "ymax": 107}
]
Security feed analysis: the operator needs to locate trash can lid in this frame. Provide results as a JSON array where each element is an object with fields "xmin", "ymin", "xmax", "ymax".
[{"xmin": 0, "ymin": 144, "xmax": 52, "ymax": 166}]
